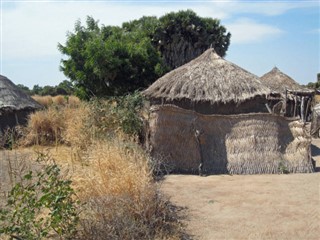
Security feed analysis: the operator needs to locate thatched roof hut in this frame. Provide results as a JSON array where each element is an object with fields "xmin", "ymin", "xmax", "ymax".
[
  {"xmin": 143, "ymin": 50, "xmax": 314, "ymax": 175},
  {"xmin": 0, "ymin": 75, "xmax": 42, "ymax": 131},
  {"xmin": 261, "ymin": 67, "xmax": 314, "ymax": 120},
  {"xmin": 260, "ymin": 67, "xmax": 307, "ymax": 93},
  {"xmin": 144, "ymin": 48, "xmax": 271, "ymax": 114}
]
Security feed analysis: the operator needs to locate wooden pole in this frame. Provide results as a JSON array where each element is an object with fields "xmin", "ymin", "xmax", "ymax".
[
  {"xmin": 265, "ymin": 103, "xmax": 272, "ymax": 114},
  {"xmin": 284, "ymin": 89, "xmax": 287, "ymax": 116},
  {"xmin": 293, "ymin": 95, "xmax": 297, "ymax": 117},
  {"xmin": 301, "ymin": 96, "xmax": 305, "ymax": 122},
  {"xmin": 305, "ymin": 97, "xmax": 311, "ymax": 122}
]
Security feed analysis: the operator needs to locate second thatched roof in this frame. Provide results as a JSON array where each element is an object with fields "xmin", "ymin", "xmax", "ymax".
[
  {"xmin": 260, "ymin": 67, "xmax": 312, "ymax": 94},
  {"xmin": 0, "ymin": 75, "xmax": 42, "ymax": 112},
  {"xmin": 143, "ymin": 48, "xmax": 271, "ymax": 104}
]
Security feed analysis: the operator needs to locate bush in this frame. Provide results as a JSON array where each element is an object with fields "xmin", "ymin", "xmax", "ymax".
[
  {"xmin": 20, "ymin": 107, "xmax": 65, "ymax": 146},
  {"xmin": 74, "ymin": 140, "xmax": 184, "ymax": 240},
  {"xmin": 116, "ymin": 91, "xmax": 144, "ymax": 136},
  {"xmin": 21, "ymin": 92, "xmax": 144, "ymax": 148},
  {"xmin": 0, "ymin": 153, "xmax": 80, "ymax": 240},
  {"xmin": 7, "ymin": 94, "xmax": 186, "ymax": 239}
]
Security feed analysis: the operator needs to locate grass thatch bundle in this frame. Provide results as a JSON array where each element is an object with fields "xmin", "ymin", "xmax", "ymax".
[{"xmin": 147, "ymin": 105, "xmax": 314, "ymax": 174}]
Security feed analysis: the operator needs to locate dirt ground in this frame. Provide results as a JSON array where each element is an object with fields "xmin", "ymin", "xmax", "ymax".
[{"xmin": 161, "ymin": 139, "xmax": 320, "ymax": 240}]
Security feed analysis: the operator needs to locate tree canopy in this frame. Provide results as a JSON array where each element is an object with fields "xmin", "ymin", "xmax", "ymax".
[
  {"xmin": 306, "ymin": 73, "xmax": 320, "ymax": 89},
  {"xmin": 58, "ymin": 10, "xmax": 231, "ymax": 99},
  {"xmin": 17, "ymin": 80, "xmax": 74, "ymax": 96},
  {"xmin": 153, "ymin": 10, "xmax": 230, "ymax": 69}
]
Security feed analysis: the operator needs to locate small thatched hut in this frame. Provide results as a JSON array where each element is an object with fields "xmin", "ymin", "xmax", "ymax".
[
  {"xmin": 143, "ymin": 49, "xmax": 313, "ymax": 174},
  {"xmin": 260, "ymin": 67, "xmax": 314, "ymax": 120},
  {"xmin": 0, "ymin": 75, "xmax": 42, "ymax": 132}
]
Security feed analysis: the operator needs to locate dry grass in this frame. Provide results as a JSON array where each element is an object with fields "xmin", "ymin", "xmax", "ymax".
[
  {"xmin": 0, "ymin": 140, "xmax": 184, "ymax": 240},
  {"xmin": 71, "ymin": 140, "xmax": 183, "ymax": 239},
  {"xmin": 315, "ymin": 94, "xmax": 320, "ymax": 103},
  {"xmin": 32, "ymin": 95, "xmax": 81, "ymax": 108},
  {"xmin": 20, "ymin": 107, "xmax": 65, "ymax": 146},
  {"xmin": 62, "ymin": 104, "xmax": 92, "ymax": 150},
  {"xmin": 32, "ymin": 95, "xmax": 53, "ymax": 108},
  {"xmin": 19, "ymin": 101, "xmax": 90, "ymax": 149},
  {"xmin": 1, "ymin": 99, "xmax": 185, "ymax": 240}
]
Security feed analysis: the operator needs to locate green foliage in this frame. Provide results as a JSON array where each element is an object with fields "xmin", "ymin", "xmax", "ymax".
[
  {"xmin": 17, "ymin": 81, "xmax": 75, "ymax": 96},
  {"xmin": 115, "ymin": 91, "xmax": 144, "ymax": 136},
  {"xmin": 306, "ymin": 73, "xmax": 320, "ymax": 89},
  {"xmin": 59, "ymin": 11, "xmax": 230, "ymax": 99},
  {"xmin": 278, "ymin": 160, "xmax": 289, "ymax": 174},
  {"xmin": 0, "ymin": 153, "xmax": 80, "ymax": 240},
  {"xmin": 87, "ymin": 92, "xmax": 144, "ymax": 139},
  {"xmin": 17, "ymin": 84, "xmax": 32, "ymax": 95},
  {"xmin": 59, "ymin": 17, "xmax": 165, "ymax": 100},
  {"xmin": 153, "ymin": 9, "xmax": 231, "ymax": 68}
]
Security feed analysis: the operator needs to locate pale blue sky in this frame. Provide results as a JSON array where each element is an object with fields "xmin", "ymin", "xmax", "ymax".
[{"xmin": 0, "ymin": 0, "xmax": 319, "ymax": 88}]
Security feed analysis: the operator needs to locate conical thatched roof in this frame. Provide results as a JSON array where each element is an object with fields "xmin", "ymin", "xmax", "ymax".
[
  {"xmin": 143, "ymin": 48, "xmax": 271, "ymax": 104},
  {"xmin": 260, "ymin": 67, "xmax": 311, "ymax": 94},
  {"xmin": 0, "ymin": 75, "xmax": 42, "ymax": 112}
]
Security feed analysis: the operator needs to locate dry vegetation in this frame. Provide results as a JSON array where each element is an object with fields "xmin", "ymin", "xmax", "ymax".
[
  {"xmin": 32, "ymin": 95, "xmax": 81, "ymax": 108},
  {"xmin": 0, "ymin": 96, "xmax": 185, "ymax": 240}
]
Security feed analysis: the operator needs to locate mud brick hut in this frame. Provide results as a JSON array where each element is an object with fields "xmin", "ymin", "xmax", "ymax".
[
  {"xmin": 0, "ymin": 75, "xmax": 42, "ymax": 132},
  {"xmin": 143, "ymin": 49, "xmax": 314, "ymax": 174},
  {"xmin": 261, "ymin": 67, "xmax": 314, "ymax": 121}
]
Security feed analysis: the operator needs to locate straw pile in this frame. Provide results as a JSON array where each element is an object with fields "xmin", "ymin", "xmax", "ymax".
[{"xmin": 147, "ymin": 105, "xmax": 313, "ymax": 174}]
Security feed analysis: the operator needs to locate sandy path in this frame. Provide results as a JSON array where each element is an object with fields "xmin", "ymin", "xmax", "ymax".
[{"xmin": 161, "ymin": 140, "xmax": 320, "ymax": 240}]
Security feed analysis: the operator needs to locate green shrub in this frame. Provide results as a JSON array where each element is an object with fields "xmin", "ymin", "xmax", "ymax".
[
  {"xmin": 87, "ymin": 91, "xmax": 144, "ymax": 139},
  {"xmin": 115, "ymin": 91, "xmax": 144, "ymax": 136},
  {"xmin": 0, "ymin": 153, "xmax": 80, "ymax": 240}
]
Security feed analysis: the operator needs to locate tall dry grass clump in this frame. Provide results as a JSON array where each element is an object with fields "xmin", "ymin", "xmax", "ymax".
[
  {"xmin": 32, "ymin": 95, "xmax": 53, "ymax": 108},
  {"xmin": 20, "ymin": 107, "xmax": 65, "ymax": 145},
  {"xmin": 62, "ymin": 103, "xmax": 92, "ymax": 150},
  {"xmin": 20, "ymin": 97, "xmax": 88, "ymax": 148},
  {"xmin": 67, "ymin": 95, "xmax": 81, "ymax": 108},
  {"xmin": 32, "ymin": 95, "xmax": 81, "ymax": 108},
  {"xmin": 73, "ymin": 140, "xmax": 184, "ymax": 240}
]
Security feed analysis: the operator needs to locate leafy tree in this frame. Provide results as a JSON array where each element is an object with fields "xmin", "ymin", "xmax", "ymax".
[
  {"xmin": 57, "ymin": 80, "xmax": 74, "ymax": 95},
  {"xmin": 40, "ymin": 85, "xmax": 57, "ymax": 96},
  {"xmin": 153, "ymin": 10, "xmax": 231, "ymax": 69},
  {"xmin": 58, "ymin": 16, "xmax": 166, "ymax": 99},
  {"xmin": 306, "ymin": 73, "xmax": 320, "ymax": 89},
  {"xmin": 58, "ymin": 11, "xmax": 231, "ymax": 99},
  {"xmin": 17, "ymin": 84, "xmax": 32, "ymax": 95},
  {"xmin": 32, "ymin": 84, "xmax": 43, "ymax": 95}
]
